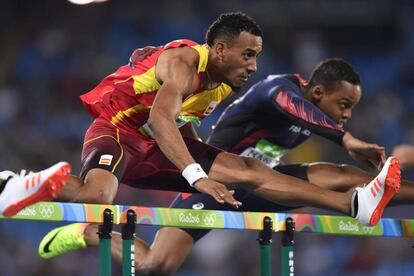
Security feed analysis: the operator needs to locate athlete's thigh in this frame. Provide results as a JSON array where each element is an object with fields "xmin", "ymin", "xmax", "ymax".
[
  {"xmin": 124, "ymin": 137, "xmax": 223, "ymax": 192},
  {"xmin": 80, "ymin": 118, "xmax": 127, "ymax": 182},
  {"xmin": 78, "ymin": 119, "xmax": 127, "ymax": 202},
  {"xmin": 208, "ymin": 151, "xmax": 276, "ymax": 189},
  {"xmin": 239, "ymin": 163, "xmax": 309, "ymax": 211}
]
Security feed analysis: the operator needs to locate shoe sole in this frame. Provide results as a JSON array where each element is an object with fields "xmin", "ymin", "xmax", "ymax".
[
  {"xmin": 3, "ymin": 163, "xmax": 72, "ymax": 217},
  {"xmin": 369, "ymin": 157, "xmax": 401, "ymax": 226}
]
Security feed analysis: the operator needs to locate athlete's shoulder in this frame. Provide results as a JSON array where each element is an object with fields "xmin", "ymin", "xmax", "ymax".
[
  {"xmin": 263, "ymin": 74, "xmax": 300, "ymax": 87},
  {"xmin": 162, "ymin": 39, "xmax": 206, "ymax": 61},
  {"xmin": 163, "ymin": 39, "xmax": 201, "ymax": 49},
  {"xmin": 242, "ymin": 74, "xmax": 299, "ymax": 98}
]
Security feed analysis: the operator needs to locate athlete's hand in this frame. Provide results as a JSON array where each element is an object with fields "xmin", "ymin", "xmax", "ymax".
[
  {"xmin": 193, "ymin": 178, "xmax": 242, "ymax": 209},
  {"xmin": 343, "ymin": 132, "xmax": 386, "ymax": 169},
  {"xmin": 392, "ymin": 144, "xmax": 414, "ymax": 170}
]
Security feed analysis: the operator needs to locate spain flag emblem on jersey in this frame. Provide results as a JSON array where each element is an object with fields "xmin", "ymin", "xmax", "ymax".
[
  {"xmin": 99, "ymin": 154, "xmax": 113, "ymax": 166},
  {"xmin": 203, "ymin": 101, "xmax": 217, "ymax": 115}
]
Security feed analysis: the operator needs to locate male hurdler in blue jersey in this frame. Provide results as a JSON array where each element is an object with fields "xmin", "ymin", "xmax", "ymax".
[
  {"xmin": 38, "ymin": 59, "xmax": 413, "ymax": 275},
  {"xmin": 169, "ymin": 58, "xmax": 410, "ymax": 241}
]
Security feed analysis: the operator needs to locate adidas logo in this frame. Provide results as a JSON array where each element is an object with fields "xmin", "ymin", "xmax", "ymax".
[{"xmin": 370, "ymin": 178, "xmax": 382, "ymax": 197}]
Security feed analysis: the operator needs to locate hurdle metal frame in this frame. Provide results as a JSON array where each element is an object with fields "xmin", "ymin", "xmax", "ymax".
[{"xmin": 2, "ymin": 201, "xmax": 414, "ymax": 275}]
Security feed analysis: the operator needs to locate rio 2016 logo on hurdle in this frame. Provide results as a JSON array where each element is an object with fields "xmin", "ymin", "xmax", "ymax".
[{"xmin": 2, "ymin": 202, "xmax": 414, "ymax": 276}]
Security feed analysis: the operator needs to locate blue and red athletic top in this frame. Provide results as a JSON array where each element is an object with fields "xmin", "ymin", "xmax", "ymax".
[{"xmin": 207, "ymin": 74, "xmax": 345, "ymax": 167}]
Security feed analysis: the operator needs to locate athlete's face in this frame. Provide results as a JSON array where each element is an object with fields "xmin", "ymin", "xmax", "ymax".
[
  {"xmin": 314, "ymin": 81, "xmax": 361, "ymax": 127},
  {"xmin": 215, "ymin": 31, "xmax": 262, "ymax": 91}
]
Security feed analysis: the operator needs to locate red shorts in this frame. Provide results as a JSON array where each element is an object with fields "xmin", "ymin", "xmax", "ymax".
[{"xmin": 80, "ymin": 118, "xmax": 222, "ymax": 192}]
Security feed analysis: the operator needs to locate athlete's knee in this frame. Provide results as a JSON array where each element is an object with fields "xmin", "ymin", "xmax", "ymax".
[
  {"xmin": 81, "ymin": 169, "xmax": 118, "ymax": 204},
  {"xmin": 90, "ymin": 188, "xmax": 116, "ymax": 204},
  {"xmin": 239, "ymin": 156, "xmax": 269, "ymax": 177},
  {"xmin": 231, "ymin": 155, "xmax": 270, "ymax": 187}
]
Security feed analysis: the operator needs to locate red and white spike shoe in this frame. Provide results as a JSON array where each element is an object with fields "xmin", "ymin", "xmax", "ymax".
[
  {"xmin": 0, "ymin": 162, "xmax": 71, "ymax": 217},
  {"xmin": 353, "ymin": 156, "xmax": 401, "ymax": 226}
]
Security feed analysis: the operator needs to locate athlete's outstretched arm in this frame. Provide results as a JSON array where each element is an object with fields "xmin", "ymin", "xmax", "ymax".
[
  {"xmin": 148, "ymin": 47, "xmax": 240, "ymax": 208},
  {"xmin": 341, "ymin": 132, "xmax": 385, "ymax": 169}
]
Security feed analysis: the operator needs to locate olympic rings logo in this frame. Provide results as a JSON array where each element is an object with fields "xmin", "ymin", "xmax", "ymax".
[
  {"xmin": 202, "ymin": 213, "xmax": 217, "ymax": 226},
  {"xmin": 362, "ymin": 226, "xmax": 374, "ymax": 235},
  {"xmin": 38, "ymin": 204, "xmax": 55, "ymax": 218}
]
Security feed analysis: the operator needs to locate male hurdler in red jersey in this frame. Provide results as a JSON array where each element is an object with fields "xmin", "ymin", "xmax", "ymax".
[{"xmin": 79, "ymin": 39, "xmax": 236, "ymax": 192}]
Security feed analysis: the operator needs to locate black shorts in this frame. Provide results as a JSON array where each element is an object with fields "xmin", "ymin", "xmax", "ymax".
[{"xmin": 170, "ymin": 163, "xmax": 309, "ymax": 241}]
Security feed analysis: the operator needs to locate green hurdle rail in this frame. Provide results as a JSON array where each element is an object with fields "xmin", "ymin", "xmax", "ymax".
[{"xmin": 2, "ymin": 202, "xmax": 414, "ymax": 276}]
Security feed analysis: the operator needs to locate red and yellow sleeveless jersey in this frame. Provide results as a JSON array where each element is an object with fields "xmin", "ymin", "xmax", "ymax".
[{"xmin": 80, "ymin": 39, "xmax": 232, "ymax": 136}]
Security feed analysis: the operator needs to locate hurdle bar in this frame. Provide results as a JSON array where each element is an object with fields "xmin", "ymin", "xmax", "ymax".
[
  {"xmin": 2, "ymin": 202, "xmax": 414, "ymax": 276},
  {"xmin": 3, "ymin": 202, "xmax": 413, "ymax": 238}
]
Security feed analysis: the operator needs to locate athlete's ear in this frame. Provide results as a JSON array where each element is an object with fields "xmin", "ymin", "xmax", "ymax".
[
  {"xmin": 214, "ymin": 41, "xmax": 226, "ymax": 62},
  {"xmin": 310, "ymin": 85, "xmax": 325, "ymax": 103}
]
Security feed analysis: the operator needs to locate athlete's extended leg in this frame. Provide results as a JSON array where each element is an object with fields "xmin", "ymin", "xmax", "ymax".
[
  {"xmin": 307, "ymin": 162, "xmax": 414, "ymax": 205},
  {"xmin": 209, "ymin": 153, "xmax": 400, "ymax": 226},
  {"xmin": 210, "ymin": 153, "xmax": 353, "ymax": 213}
]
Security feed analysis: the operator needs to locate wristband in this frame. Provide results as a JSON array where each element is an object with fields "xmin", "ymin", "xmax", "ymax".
[{"xmin": 182, "ymin": 163, "xmax": 208, "ymax": 187}]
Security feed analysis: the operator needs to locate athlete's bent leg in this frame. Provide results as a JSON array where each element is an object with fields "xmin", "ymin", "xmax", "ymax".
[
  {"xmin": 56, "ymin": 169, "xmax": 118, "ymax": 204},
  {"xmin": 84, "ymin": 225, "xmax": 194, "ymax": 275},
  {"xmin": 0, "ymin": 165, "xmax": 118, "ymax": 216}
]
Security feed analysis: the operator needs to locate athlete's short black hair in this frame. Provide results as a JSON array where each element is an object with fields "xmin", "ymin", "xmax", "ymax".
[
  {"xmin": 205, "ymin": 12, "xmax": 263, "ymax": 47},
  {"xmin": 308, "ymin": 58, "xmax": 360, "ymax": 90}
]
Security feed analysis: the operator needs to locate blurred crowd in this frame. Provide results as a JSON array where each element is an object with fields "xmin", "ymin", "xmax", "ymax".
[{"xmin": 0, "ymin": 0, "xmax": 413, "ymax": 275}]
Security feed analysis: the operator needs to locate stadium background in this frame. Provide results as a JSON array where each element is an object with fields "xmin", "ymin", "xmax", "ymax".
[{"xmin": 0, "ymin": 0, "xmax": 413, "ymax": 275}]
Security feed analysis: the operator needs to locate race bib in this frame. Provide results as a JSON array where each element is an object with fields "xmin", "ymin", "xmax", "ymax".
[{"xmin": 240, "ymin": 139, "xmax": 289, "ymax": 168}]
